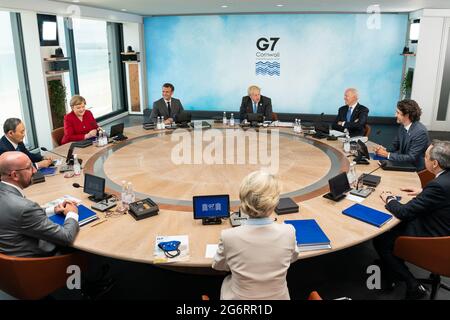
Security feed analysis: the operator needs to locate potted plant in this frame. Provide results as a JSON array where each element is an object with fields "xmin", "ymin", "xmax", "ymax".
[
  {"xmin": 48, "ymin": 79, "xmax": 67, "ymax": 128},
  {"xmin": 401, "ymin": 68, "xmax": 414, "ymax": 99}
]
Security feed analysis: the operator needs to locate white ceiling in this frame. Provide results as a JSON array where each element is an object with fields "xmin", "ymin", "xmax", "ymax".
[{"xmin": 52, "ymin": 0, "xmax": 450, "ymax": 16}]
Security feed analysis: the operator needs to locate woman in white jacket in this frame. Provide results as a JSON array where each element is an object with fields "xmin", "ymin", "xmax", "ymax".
[{"xmin": 212, "ymin": 170, "xmax": 299, "ymax": 300}]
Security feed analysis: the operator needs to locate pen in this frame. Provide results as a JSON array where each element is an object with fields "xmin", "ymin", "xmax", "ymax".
[{"xmin": 90, "ymin": 219, "xmax": 108, "ymax": 228}]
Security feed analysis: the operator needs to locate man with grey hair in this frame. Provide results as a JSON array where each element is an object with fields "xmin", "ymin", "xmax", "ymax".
[
  {"xmin": 374, "ymin": 140, "xmax": 450, "ymax": 299},
  {"xmin": 0, "ymin": 151, "xmax": 79, "ymax": 257},
  {"xmin": 0, "ymin": 118, "xmax": 52, "ymax": 168},
  {"xmin": 332, "ymin": 88, "xmax": 369, "ymax": 137},
  {"xmin": 239, "ymin": 85, "xmax": 273, "ymax": 122}
]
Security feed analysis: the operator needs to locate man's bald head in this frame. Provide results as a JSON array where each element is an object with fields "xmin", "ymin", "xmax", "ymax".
[{"xmin": 0, "ymin": 152, "xmax": 35, "ymax": 189}]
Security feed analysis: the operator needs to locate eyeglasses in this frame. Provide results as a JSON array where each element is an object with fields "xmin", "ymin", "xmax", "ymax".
[
  {"xmin": 158, "ymin": 241, "xmax": 181, "ymax": 258},
  {"xmin": 8, "ymin": 164, "xmax": 33, "ymax": 175}
]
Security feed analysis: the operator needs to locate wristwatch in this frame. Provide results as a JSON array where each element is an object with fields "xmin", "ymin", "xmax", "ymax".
[{"xmin": 386, "ymin": 195, "xmax": 396, "ymax": 203}]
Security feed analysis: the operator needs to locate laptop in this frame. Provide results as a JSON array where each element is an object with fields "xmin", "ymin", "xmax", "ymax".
[
  {"xmin": 108, "ymin": 123, "xmax": 127, "ymax": 142},
  {"xmin": 323, "ymin": 172, "xmax": 351, "ymax": 201}
]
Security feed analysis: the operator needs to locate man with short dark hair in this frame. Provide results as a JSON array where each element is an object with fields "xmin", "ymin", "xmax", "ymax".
[
  {"xmin": 0, "ymin": 151, "xmax": 79, "ymax": 257},
  {"xmin": 149, "ymin": 83, "xmax": 184, "ymax": 124},
  {"xmin": 374, "ymin": 99, "xmax": 430, "ymax": 171},
  {"xmin": 0, "ymin": 118, "xmax": 52, "ymax": 168},
  {"xmin": 374, "ymin": 140, "xmax": 450, "ymax": 299}
]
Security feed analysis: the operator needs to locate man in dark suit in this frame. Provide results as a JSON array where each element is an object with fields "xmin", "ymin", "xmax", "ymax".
[
  {"xmin": 0, "ymin": 151, "xmax": 79, "ymax": 257},
  {"xmin": 239, "ymin": 85, "xmax": 273, "ymax": 121},
  {"xmin": 374, "ymin": 99, "xmax": 430, "ymax": 171},
  {"xmin": 149, "ymin": 83, "xmax": 184, "ymax": 124},
  {"xmin": 0, "ymin": 118, "xmax": 52, "ymax": 169},
  {"xmin": 374, "ymin": 140, "xmax": 450, "ymax": 299},
  {"xmin": 332, "ymin": 88, "xmax": 369, "ymax": 137}
]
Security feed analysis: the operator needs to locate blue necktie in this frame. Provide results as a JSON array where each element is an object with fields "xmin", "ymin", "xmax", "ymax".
[
  {"xmin": 346, "ymin": 107, "xmax": 352, "ymax": 122},
  {"xmin": 253, "ymin": 102, "xmax": 257, "ymax": 113}
]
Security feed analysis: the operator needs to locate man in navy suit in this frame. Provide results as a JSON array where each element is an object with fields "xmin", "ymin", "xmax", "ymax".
[
  {"xmin": 0, "ymin": 118, "xmax": 52, "ymax": 168},
  {"xmin": 332, "ymin": 88, "xmax": 369, "ymax": 137},
  {"xmin": 375, "ymin": 140, "xmax": 450, "ymax": 299},
  {"xmin": 374, "ymin": 99, "xmax": 430, "ymax": 171},
  {"xmin": 239, "ymin": 85, "xmax": 273, "ymax": 122}
]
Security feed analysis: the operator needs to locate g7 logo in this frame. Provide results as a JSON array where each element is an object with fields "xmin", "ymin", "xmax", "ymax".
[{"xmin": 256, "ymin": 37, "xmax": 280, "ymax": 51}]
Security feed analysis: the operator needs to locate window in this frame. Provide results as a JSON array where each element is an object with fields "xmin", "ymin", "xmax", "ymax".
[
  {"xmin": 72, "ymin": 18, "xmax": 113, "ymax": 118},
  {"xmin": 0, "ymin": 11, "xmax": 35, "ymax": 148}
]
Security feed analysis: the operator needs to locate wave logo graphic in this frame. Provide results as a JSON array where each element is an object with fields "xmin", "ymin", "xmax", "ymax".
[{"xmin": 256, "ymin": 61, "xmax": 280, "ymax": 76}]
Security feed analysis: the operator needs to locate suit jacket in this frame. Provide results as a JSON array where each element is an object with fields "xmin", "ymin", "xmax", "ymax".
[
  {"xmin": 212, "ymin": 221, "xmax": 298, "ymax": 300},
  {"xmin": 0, "ymin": 182, "xmax": 79, "ymax": 257},
  {"xmin": 61, "ymin": 110, "xmax": 98, "ymax": 145},
  {"xmin": 386, "ymin": 121, "xmax": 430, "ymax": 171},
  {"xmin": 0, "ymin": 135, "xmax": 43, "ymax": 164},
  {"xmin": 239, "ymin": 95, "xmax": 273, "ymax": 121},
  {"xmin": 332, "ymin": 103, "xmax": 369, "ymax": 137},
  {"xmin": 149, "ymin": 98, "xmax": 184, "ymax": 123},
  {"xmin": 386, "ymin": 170, "xmax": 450, "ymax": 237}
]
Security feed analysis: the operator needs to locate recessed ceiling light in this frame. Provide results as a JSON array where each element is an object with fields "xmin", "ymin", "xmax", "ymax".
[
  {"xmin": 221, "ymin": 5, "xmax": 228, "ymax": 8},
  {"xmin": 121, "ymin": 9, "xmax": 127, "ymax": 11},
  {"xmin": 72, "ymin": 0, "xmax": 80, "ymax": 3},
  {"xmin": 276, "ymin": 4, "xmax": 284, "ymax": 7}
]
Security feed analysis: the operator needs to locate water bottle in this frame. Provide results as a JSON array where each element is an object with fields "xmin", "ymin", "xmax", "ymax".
[
  {"xmin": 222, "ymin": 112, "xmax": 227, "ymax": 125},
  {"xmin": 347, "ymin": 161, "xmax": 357, "ymax": 187},
  {"xmin": 230, "ymin": 113, "xmax": 235, "ymax": 126},
  {"xmin": 344, "ymin": 128, "xmax": 351, "ymax": 153},
  {"xmin": 298, "ymin": 119, "xmax": 303, "ymax": 134},
  {"xmin": 117, "ymin": 180, "xmax": 128, "ymax": 213},
  {"xmin": 102, "ymin": 130, "xmax": 108, "ymax": 145},
  {"xmin": 73, "ymin": 154, "xmax": 81, "ymax": 175},
  {"xmin": 125, "ymin": 182, "xmax": 135, "ymax": 208},
  {"xmin": 157, "ymin": 116, "xmax": 161, "ymax": 130},
  {"xmin": 293, "ymin": 119, "xmax": 298, "ymax": 133}
]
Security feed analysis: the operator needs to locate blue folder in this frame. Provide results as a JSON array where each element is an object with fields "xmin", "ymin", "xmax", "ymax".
[
  {"xmin": 342, "ymin": 203, "xmax": 392, "ymax": 228},
  {"xmin": 49, "ymin": 204, "xmax": 98, "ymax": 226},
  {"xmin": 284, "ymin": 219, "xmax": 331, "ymax": 247},
  {"xmin": 38, "ymin": 167, "xmax": 57, "ymax": 176},
  {"xmin": 369, "ymin": 152, "xmax": 387, "ymax": 161}
]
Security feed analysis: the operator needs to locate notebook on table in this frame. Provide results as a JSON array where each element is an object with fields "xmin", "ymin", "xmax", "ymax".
[
  {"xmin": 49, "ymin": 204, "xmax": 98, "ymax": 226},
  {"xmin": 342, "ymin": 203, "xmax": 392, "ymax": 228},
  {"xmin": 284, "ymin": 219, "xmax": 332, "ymax": 252}
]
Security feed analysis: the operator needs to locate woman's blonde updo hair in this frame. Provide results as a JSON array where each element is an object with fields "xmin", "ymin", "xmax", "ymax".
[
  {"xmin": 70, "ymin": 95, "xmax": 86, "ymax": 108},
  {"xmin": 239, "ymin": 170, "xmax": 281, "ymax": 218}
]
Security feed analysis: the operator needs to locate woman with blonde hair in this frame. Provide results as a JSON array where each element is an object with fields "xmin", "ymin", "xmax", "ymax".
[
  {"xmin": 61, "ymin": 95, "xmax": 99, "ymax": 145},
  {"xmin": 212, "ymin": 170, "xmax": 298, "ymax": 300}
]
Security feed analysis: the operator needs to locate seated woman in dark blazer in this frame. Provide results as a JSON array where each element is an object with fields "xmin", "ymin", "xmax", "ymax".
[
  {"xmin": 61, "ymin": 95, "xmax": 99, "ymax": 145},
  {"xmin": 212, "ymin": 171, "xmax": 299, "ymax": 300}
]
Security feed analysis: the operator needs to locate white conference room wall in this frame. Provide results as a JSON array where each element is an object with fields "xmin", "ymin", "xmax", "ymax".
[
  {"xmin": 0, "ymin": 1, "xmax": 143, "ymax": 149},
  {"xmin": 411, "ymin": 9, "xmax": 450, "ymax": 131}
]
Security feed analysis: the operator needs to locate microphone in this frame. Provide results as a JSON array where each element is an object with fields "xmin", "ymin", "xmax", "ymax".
[
  {"xmin": 40, "ymin": 147, "xmax": 66, "ymax": 159},
  {"xmin": 72, "ymin": 183, "xmax": 83, "ymax": 188}
]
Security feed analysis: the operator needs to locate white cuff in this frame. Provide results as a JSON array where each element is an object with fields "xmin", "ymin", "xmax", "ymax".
[
  {"xmin": 35, "ymin": 163, "xmax": 40, "ymax": 169},
  {"xmin": 387, "ymin": 153, "xmax": 391, "ymax": 160},
  {"xmin": 65, "ymin": 211, "xmax": 79, "ymax": 222},
  {"xmin": 45, "ymin": 206, "xmax": 55, "ymax": 215},
  {"xmin": 342, "ymin": 121, "xmax": 346, "ymax": 126}
]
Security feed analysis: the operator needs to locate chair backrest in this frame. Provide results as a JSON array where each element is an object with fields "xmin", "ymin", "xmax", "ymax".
[
  {"xmin": 0, "ymin": 252, "xmax": 87, "ymax": 300},
  {"xmin": 51, "ymin": 127, "xmax": 64, "ymax": 147},
  {"xmin": 417, "ymin": 169, "xmax": 435, "ymax": 188},
  {"xmin": 394, "ymin": 236, "xmax": 450, "ymax": 277},
  {"xmin": 308, "ymin": 291, "xmax": 323, "ymax": 300},
  {"xmin": 364, "ymin": 124, "xmax": 371, "ymax": 137},
  {"xmin": 272, "ymin": 112, "xmax": 278, "ymax": 121}
]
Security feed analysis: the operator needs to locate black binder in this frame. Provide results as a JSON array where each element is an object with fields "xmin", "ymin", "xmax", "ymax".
[
  {"xmin": 380, "ymin": 160, "xmax": 416, "ymax": 172},
  {"xmin": 275, "ymin": 198, "xmax": 299, "ymax": 215},
  {"xmin": 72, "ymin": 139, "xmax": 93, "ymax": 148}
]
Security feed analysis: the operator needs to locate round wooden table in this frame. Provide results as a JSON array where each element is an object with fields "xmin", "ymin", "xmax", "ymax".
[{"xmin": 25, "ymin": 123, "xmax": 420, "ymax": 267}]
